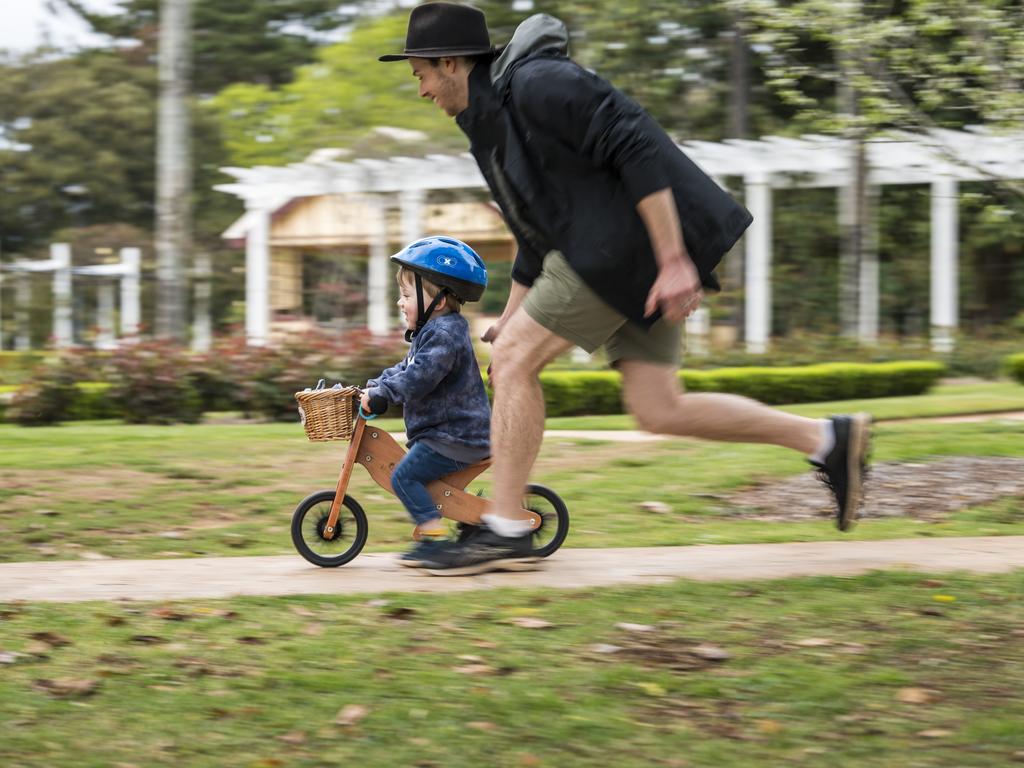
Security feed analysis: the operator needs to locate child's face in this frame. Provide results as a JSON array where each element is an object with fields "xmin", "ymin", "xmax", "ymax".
[
  {"xmin": 398, "ymin": 274, "xmax": 446, "ymax": 330},
  {"xmin": 397, "ymin": 279, "xmax": 418, "ymax": 330}
]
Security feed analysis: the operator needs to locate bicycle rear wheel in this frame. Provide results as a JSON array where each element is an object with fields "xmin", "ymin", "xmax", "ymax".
[{"xmin": 524, "ymin": 484, "xmax": 569, "ymax": 558}]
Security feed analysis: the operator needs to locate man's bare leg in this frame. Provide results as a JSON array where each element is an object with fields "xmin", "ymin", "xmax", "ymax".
[
  {"xmin": 488, "ymin": 309, "xmax": 574, "ymax": 522},
  {"xmin": 619, "ymin": 360, "xmax": 825, "ymax": 453}
]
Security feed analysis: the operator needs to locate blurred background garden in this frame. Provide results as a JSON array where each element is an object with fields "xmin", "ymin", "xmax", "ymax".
[{"xmin": 1, "ymin": 1, "xmax": 1023, "ymax": 766}]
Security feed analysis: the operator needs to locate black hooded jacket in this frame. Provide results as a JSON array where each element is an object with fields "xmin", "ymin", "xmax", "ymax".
[{"xmin": 455, "ymin": 14, "xmax": 752, "ymax": 328}]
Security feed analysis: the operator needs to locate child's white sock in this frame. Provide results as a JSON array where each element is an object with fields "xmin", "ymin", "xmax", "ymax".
[
  {"xmin": 482, "ymin": 513, "xmax": 533, "ymax": 538},
  {"xmin": 808, "ymin": 419, "xmax": 835, "ymax": 465}
]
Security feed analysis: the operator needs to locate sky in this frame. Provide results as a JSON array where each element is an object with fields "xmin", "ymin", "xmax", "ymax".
[{"xmin": 1, "ymin": 0, "xmax": 122, "ymax": 55}]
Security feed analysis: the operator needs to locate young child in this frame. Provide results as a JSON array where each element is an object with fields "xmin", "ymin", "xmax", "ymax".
[{"xmin": 361, "ymin": 236, "xmax": 491, "ymax": 567}]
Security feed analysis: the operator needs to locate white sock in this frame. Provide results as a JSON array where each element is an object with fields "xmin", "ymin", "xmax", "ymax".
[
  {"xmin": 482, "ymin": 513, "xmax": 533, "ymax": 538},
  {"xmin": 808, "ymin": 419, "xmax": 835, "ymax": 465}
]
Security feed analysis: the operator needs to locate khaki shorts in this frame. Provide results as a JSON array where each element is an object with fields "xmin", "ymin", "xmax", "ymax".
[{"xmin": 522, "ymin": 251, "xmax": 682, "ymax": 366}]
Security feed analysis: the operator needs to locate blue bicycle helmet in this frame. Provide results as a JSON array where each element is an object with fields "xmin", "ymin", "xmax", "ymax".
[{"xmin": 391, "ymin": 236, "xmax": 488, "ymax": 341}]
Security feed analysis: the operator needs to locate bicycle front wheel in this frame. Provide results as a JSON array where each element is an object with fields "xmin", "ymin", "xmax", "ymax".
[{"xmin": 290, "ymin": 490, "xmax": 368, "ymax": 567}]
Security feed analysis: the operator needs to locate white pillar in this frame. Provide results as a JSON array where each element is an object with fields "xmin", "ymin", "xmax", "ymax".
[
  {"xmin": 398, "ymin": 189, "xmax": 424, "ymax": 328},
  {"xmin": 399, "ymin": 189, "xmax": 424, "ymax": 245},
  {"xmin": 192, "ymin": 250, "xmax": 212, "ymax": 352},
  {"xmin": 744, "ymin": 175, "xmax": 772, "ymax": 354},
  {"xmin": 52, "ymin": 243, "xmax": 73, "ymax": 349},
  {"xmin": 367, "ymin": 194, "xmax": 390, "ymax": 335},
  {"xmin": 245, "ymin": 206, "xmax": 271, "ymax": 346},
  {"xmin": 858, "ymin": 185, "xmax": 880, "ymax": 345},
  {"xmin": 685, "ymin": 306, "xmax": 710, "ymax": 357},
  {"xmin": 120, "ymin": 247, "xmax": 141, "ymax": 339},
  {"xmin": 96, "ymin": 282, "xmax": 116, "ymax": 349},
  {"xmin": 15, "ymin": 273, "xmax": 31, "ymax": 351},
  {"xmin": 930, "ymin": 177, "xmax": 958, "ymax": 353}
]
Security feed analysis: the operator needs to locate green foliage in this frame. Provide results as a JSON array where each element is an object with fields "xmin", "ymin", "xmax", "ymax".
[
  {"xmin": 6, "ymin": 365, "xmax": 79, "ymax": 426},
  {"xmin": 539, "ymin": 361, "xmax": 944, "ymax": 416},
  {"xmin": 60, "ymin": 0, "xmax": 352, "ymax": 94},
  {"xmin": 1005, "ymin": 353, "xmax": 1024, "ymax": 385},
  {"xmin": 744, "ymin": 0, "xmax": 1024, "ymax": 133},
  {"xmin": 683, "ymin": 361, "xmax": 944, "ymax": 404},
  {"xmin": 0, "ymin": 52, "xmax": 155, "ymax": 254},
  {"xmin": 107, "ymin": 341, "xmax": 202, "ymax": 424},
  {"xmin": 4, "ymin": 349, "xmax": 116, "ymax": 425},
  {"xmin": 206, "ymin": 14, "xmax": 466, "ymax": 167},
  {"xmin": 0, "ymin": 351, "xmax": 45, "ymax": 386}
]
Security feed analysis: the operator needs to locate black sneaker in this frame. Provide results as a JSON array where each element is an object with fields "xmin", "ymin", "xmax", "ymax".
[
  {"xmin": 810, "ymin": 413, "xmax": 872, "ymax": 532},
  {"xmin": 421, "ymin": 528, "xmax": 540, "ymax": 576},
  {"xmin": 454, "ymin": 521, "xmax": 483, "ymax": 544},
  {"xmin": 398, "ymin": 538, "xmax": 452, "ymax": 568}
]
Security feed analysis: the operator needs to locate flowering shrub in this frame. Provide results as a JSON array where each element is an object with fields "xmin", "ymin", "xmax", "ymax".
[
  {"xmin": 7, "ymin": 362, "xmax": 79, "ymax": 426},
  {"xmin": 6, "ymin": 348, "xmax": 110, "ymax": 426},
  {"xmin": 108, "ymin": 340, "xmax": 201, "ymax": 424},
  {"xmin": 240, "ymin": 329, "xmax": 407, "ymax": 421},
  {"xmin": 3, "ymin": 330, "xmax": 408, "ymax": 424}
]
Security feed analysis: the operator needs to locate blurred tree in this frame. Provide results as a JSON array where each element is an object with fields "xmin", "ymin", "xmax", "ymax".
[
  {"xmin": 60, "ymin": 0, "xmax": 355, "ymax": 94},
  {"xmin": 0, "ymin": 52, "xmax": 156, "ymax": 255},
  {"xmin": 739, "ymin": 0, "xmax": 1024, "ymax": 335},
  {"xmin": 206, "ymin": 14, "xmax": 466, "ymax": 167}
]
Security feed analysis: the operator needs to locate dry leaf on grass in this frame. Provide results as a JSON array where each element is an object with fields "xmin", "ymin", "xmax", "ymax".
[
  {"xmin": 691, "ymin": 644, "xmax": 730, "ymax": 661},
  {"xmin": 795, "ymin": 638, "xmax": 834, "ymax": 647},
  {"xmin": 454, "ymin": 664, "xmax": 496, "ymax": 675},
  {"xmin": 149, "ymin": 607, "xmax": 189, "ymax": 621},
  {"xmin": 506, "ymin": 617, "xmax": 554, "ymax": 629},
  {"xmin": 897, "ymin": 687, "xmax": 939, "ymax": 704},
  {"xmin": 616, "ymin": 622, "xmax": 655, "ymax": 633},
  {"xmin": 335, "ymin": 704, "xmax": 369, "ymax": 726},
  {"xmin": 130, "ymin": 635, "xmax": 166, "ymax": 645},
  {"xmin": 33, "ymin": 678, "xmax": 101, "ymax": 697},
  {"xmin": 29, "ymin": 631, "xmax": 72, "ymax": 648},
  {"xmin": 278, "ymin": 731, "xmax": 307, "ymax": 745}
]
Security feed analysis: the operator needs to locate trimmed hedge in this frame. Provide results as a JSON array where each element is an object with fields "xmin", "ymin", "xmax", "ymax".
[
  {"xmin": 1006, "ymin": 353, "xmax": 1024, "ymax": 385},
  {"xmin": 539, "ymin": 361, "xmax": 946, "ymax": 417},
  {"xmin": 4, "ymin": 360, "xmax": 946, "ymax": 423}
]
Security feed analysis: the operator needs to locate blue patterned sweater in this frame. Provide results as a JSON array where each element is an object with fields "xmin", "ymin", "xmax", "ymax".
[{"xmin": 366, "ymin": 313, "xmax": 490, "ymax": 461}]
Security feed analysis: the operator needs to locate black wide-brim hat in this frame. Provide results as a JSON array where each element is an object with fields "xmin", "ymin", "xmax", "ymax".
[{"xmin": 379, "ymin": 2, "xmax": 494, "ymax": 62}]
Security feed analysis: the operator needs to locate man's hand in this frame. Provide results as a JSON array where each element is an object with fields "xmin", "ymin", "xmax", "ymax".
[
  {"xmin": 644, "ymin": 258, "xmax": 703, "ymax": 324},
  {"xmin": 481, "ymin": 320, "xmax": 504, "ymax": 390}
]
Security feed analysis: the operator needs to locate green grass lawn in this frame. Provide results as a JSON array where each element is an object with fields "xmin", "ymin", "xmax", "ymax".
[
  {"xmin": 1, "ymin": 571, "xmax": 1021, "ymax": 767},
  {"xmin": 1, "ymin": 407, "xmax": 1022, "ymax": 562}
]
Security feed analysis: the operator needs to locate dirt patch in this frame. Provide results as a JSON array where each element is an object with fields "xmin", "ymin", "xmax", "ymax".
[
  {"xmin": 727, "ymin": 456, "xmax": 1024, "ymax": 521},
  {"xmin": 0, "ymin": 469, "xmax": 181, "ymax": 507}
]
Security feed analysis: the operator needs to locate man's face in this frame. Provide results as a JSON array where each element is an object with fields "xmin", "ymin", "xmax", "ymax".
[{"xmin": 409, "ymin": 56, "xmax": 470, "ymax": 117}]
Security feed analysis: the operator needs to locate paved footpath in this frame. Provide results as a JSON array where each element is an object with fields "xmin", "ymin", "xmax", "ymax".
[{"xmin": 1, "ymin": 536, "xmax": 1022, "ymax": 604}]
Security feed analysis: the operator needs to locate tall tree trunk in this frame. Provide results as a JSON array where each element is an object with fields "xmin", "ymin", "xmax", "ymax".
[
  {"xmin": 837, "ymin": 48, "xmax": 865, "ymax": 339},
  {"xmin": 728, "ymin": 15, "xmax": 750, "ymax": 140},
  {"xmin": 155, "ymin": 0, "xmax": 192, "ymax": 342},
  {"xmin": 728, "ymin": 13, "xmax": 750, "ymax": 344}
]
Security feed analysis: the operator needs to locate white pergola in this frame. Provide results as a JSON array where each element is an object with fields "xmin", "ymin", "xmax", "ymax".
[
  {"xmin": 217, "ymin": 128, "xmax": 1024, "ymax": 351},
  {"xmin": 0, "ymin": 245, "xmax": 141, "ymax": 350}
]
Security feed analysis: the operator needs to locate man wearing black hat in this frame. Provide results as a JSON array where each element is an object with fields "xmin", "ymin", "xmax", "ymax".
[{"xmin": 380, "ymin": 3, "xmax": 872, "ymax": 576}]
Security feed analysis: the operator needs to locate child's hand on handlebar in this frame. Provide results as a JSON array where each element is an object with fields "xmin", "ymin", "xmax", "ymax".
[{"xmin": 360, "ymin": 391, "xmax": 371, "ymax": 413}]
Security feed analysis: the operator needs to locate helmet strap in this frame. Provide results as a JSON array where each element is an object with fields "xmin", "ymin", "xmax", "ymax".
[{"xmin": 404, "ymin": 273, "xmax": 449, "ymax": 343}]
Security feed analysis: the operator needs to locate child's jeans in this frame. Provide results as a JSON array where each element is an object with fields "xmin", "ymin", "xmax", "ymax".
[{"xmin": 391, "ymin": 442, "xmax": 468, "ymax": 526}]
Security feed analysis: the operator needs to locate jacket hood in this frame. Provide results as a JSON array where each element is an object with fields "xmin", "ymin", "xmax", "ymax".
[{"xmin": 490, "ymin": 14, "xmax": 569, "ymax": 85}]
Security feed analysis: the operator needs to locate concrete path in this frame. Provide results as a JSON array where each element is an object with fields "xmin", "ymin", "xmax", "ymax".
[{"xmin": 2, "ymin": 536, "xmax": 1022, "ymax": 604}]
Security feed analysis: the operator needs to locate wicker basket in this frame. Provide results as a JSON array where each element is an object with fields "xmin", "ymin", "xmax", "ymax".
[{"xmin": 295, "ymin": 385, "xmax": 360, "ymax": 442}]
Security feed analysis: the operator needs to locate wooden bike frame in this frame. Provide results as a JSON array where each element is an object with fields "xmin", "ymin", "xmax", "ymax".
[{"xmin": 321, "ymin": 415, "xmax": 542, "ymax": 539}]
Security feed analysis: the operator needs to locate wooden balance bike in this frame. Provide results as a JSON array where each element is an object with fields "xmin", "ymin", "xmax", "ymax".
[{"xmin": 291, "ymin": 384, "xmax": 570, "ymax": 568}]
